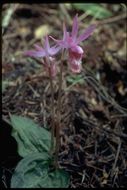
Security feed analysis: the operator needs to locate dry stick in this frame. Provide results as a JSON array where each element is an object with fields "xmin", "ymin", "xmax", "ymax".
[
  {"xmin": 111, "ymin": 138, "xmax": 122, "ymax": 178},
  {"xmin": 87, "ymin": 12, "xmax": 127, "ymax": 27},
  {"xmin": 111, "ymin": 121, "xmax": 122, "ymax": 178},
  {"xmin": 2, "ymin": 4, "xmax": 19, "ymax": 35},
  {"xmin": 96, "ymin": 12, "xmax": 127, "ymax": 25},
  {"xmin": 55, "ymin": 50, "xmax": 64, "ymax": 168}
]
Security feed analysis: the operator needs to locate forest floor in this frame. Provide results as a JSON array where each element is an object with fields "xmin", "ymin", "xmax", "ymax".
[{"xmin": 2, "ymin": 3, "xmax": 127, "ymax": 188}]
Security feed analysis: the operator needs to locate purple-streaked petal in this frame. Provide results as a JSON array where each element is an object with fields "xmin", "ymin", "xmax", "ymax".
[
  {"xmin": 49, "ymin": 45, "xmax": 61, "ymax": 55},
  {"xmin": 49, "ymin": 35, "xmax": 66, "ymax": 48},
  {"xmin": 76, "ymin": 24, "xmax": 96, "ymax": 44},
  {"xmin": 44, "ymin": 36, "xmax": 50, "ymax": 54},
  {"xmin": 71, "ymin": 14, "xmax": 78, "ymax": 41},
  {"xmin": 63, "ymin": 23, "xmax": 68, "ymax": 41},
  {"xmin": 49, "ymin": 35, "xmax": 61, "ymax": 44},
  {"xmin": 50, "ymin": 23, "xmax": 70, "ymax": 49},
  {"xmin": 24, "ymin": 50, "xmax": 45, "ymax": 58}
]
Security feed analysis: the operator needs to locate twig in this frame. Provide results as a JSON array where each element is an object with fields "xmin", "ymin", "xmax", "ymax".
[
  {"xmin": 111, "ymin": 138, "xmax": 122, "ymax": 177},
  {"xmin": 78, "ymin": 12, "xmax": 90, "ymax": 22},
  {"xmin": 111, "ymin": 121, "xmax": 122, "ymax": 177},
  {"xmin": 2, "ymin": 4, "xmax": 19, "ymax": 34},
  {"xmin": 83, "ymin": 66, "xmax": 127, "ymax": 114},
  {"xmin": 82, "ymin": 118, "xmax": 127, "ymax": 139},
  {"xmin": 59, "ymin": 4, "xmax": 72, "ymax": 25},
  {"xmin": 95, "ymin": 13, "xmax": 127, "ymax": 25}
]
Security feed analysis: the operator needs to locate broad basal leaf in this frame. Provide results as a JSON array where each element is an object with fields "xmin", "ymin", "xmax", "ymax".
[
  {"xmin": 10, "ymin": 114, "xmax": 51, "ymax": 157},
  {"xmin": 73, "ymin": 3, "xmax": 112, "ymax": 19},
  {"xmin": 11, "ymin": 153, "xmax": 70, "ymax": 188}
]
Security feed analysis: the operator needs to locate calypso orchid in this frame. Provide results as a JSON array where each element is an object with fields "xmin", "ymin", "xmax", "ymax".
[
  {"xmin": 50, "ymin": 14, "xmax": 95, "ymax": 73},
  {"xmin": 24, "ymin": 36, "xmax": 61, "ymax": 77}
]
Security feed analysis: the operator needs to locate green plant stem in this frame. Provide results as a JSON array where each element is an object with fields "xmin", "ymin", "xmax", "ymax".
[
  {"xmin": 49, "ymin": 69, "xmax": 55, "ymax": 155},
  {"xmin": 54, "ymin": 50, "xmax": 64, "ymax": 168},
  {"xmin": 45, "ymin": 57, "xmax": 55, "ymax": 156}
]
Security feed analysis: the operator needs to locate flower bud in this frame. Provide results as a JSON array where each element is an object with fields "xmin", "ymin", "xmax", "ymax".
[{"xmin": 44, "ymin": 57, "xmax": 57, "ymax": 78}]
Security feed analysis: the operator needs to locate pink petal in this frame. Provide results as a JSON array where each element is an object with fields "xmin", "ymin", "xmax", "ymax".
[
  {"xmin": 71, "ymin": 14, "xmax": 79, "ymax": 41},
  {"xmin": 49, "ymin": 36, "xmax": 62, "ymax": 46},
  {"xmin": 49, "ymin": 45, "xmax": 61, "ymax": 55},
  {"xmin": 63, "ymin": 22, "xmax": 68, "ymax": 41},
  {"xmin": 24, "ymin": 50, "xmax": 45, "ymax": 58},
  {"xmin": 44, "ymin": 36, "xmax": 50, "ymax": 55},
  {"xmin": 76, "ymin": 24, "xmax": 96, "ymax": 44},
  {"xmin": 50, "ymin": 24, "xmax": 70, "ymax": 49},
  {"xmin": 49, "ymin": 35, "xmax": 67, "ymax": 49}
]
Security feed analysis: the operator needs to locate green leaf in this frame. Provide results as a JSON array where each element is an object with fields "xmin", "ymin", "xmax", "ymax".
[
  {"xmin": 2, "ymin": 80, "xmax": 12, "ymax": 93},
  {"xmin": 66, "ymin": 74, "xmax": 84, "ymax": 84},
  {"xmin": 10, "ymin": 114, "xmax": 51, "ymax": 157},
  {"xmin": 11, "ymin": 153, "xmax": 70, "ymax": 188},
  {"xmin": 73, "ymin": 3, "xmax": 112, "ymax": 19}
]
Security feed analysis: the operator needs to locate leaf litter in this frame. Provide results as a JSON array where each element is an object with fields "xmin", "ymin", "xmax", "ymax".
[{"xmin": 2, "ymin": 3, "xmax": 127, "ymax": 188}]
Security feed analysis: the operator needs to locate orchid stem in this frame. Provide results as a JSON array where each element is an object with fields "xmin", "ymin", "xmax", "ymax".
[
  {"xmin": 49, "ymin": 72, "xmax": 55, "ymax": 155},
  {"xmin": 46, "ymin": 59, "xmax": 55, "ymax": 156},
  {"xmin": 55, "ymin": 50, "xmax": 64, "ymax": 168}
]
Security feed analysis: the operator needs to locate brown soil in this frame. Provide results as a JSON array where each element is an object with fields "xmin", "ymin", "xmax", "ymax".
[{"xmin": 2, "ymin": 3, "xmax": 127, "ymax": 188}]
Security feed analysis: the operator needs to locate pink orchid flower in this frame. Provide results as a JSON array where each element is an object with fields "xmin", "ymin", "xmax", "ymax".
[
  {"xmin": 24, "ymin": 36, "xmax": 61, "ymax": 77},
  {"xmin": 50, "ymin": 14, "xmax": 95, "ymax": 73}
]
